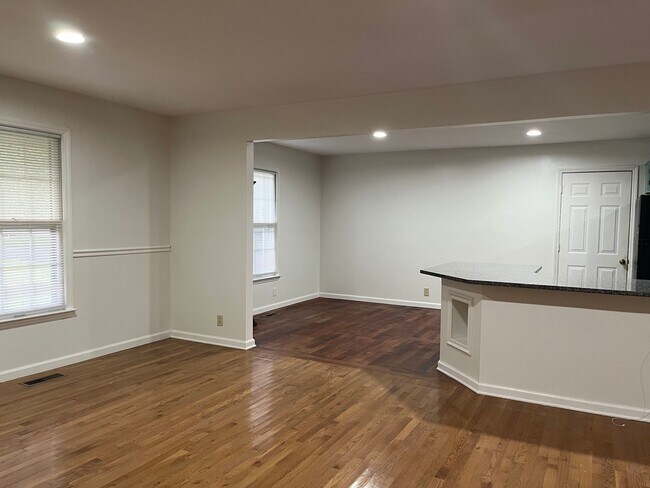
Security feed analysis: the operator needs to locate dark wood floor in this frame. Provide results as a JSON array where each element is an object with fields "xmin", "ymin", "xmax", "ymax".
[
  {"xmin": 0, "ymin": 299, "xmax": 648, "ymax": 487},
  {"xmin": 254, "ymin": 298, "xmax": 440, "ymax": 377}
]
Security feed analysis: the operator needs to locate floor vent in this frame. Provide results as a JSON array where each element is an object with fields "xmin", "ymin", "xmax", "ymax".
[
  {"xmin": 21, "ymin": 373, "xmax": 64, "ymax": 386},
  {"xmin": 263, "ymin": 312, "xmax": 277, "ymax": 317}
]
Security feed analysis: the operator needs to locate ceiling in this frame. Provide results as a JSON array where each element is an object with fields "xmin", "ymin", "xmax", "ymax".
[
  {"xmin": 273, "ymin": 113, "xmax": 650, "ymax": 155},
  {"xmin": 1, "ymin": 1, "xmax": 650, "ymax": 115}
]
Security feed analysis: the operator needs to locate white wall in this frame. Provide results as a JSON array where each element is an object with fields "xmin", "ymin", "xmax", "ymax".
[
  {"xmin": 320, "ymin": 139, "xmax": 650, "ymax": 306},
  {"xmin": 171, "ymin": 62, "xmax": 650, "ymax": 345},
  {"xmin": 253, "ymin": 143, "xmax": 321, "ymax": 312},
  {"xmin": 0, "ymin": 75, "xmax": 171, "ymax": 381}
]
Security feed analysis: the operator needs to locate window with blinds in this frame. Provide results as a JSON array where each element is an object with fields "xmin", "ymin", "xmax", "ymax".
[
  {"xmin": 0, "ymin": 126, "xmax": 66, "ymax": 321},
  {"xmin": 253, "ymin": 169, "xmax": 278, "ymax": 279}
]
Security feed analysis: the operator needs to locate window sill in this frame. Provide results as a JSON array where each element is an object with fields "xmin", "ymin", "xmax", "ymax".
[
  {"xmin": 0, "ymin": 308, "xmax": 77, "ymax": 331},
  {"xmin": 253, "ymin": 274, "xmax": 281, "ymax": 284}
]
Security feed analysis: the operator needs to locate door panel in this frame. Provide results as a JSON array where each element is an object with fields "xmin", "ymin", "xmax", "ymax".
[
  {"xmin": 596, "ymin": 267, "xmax": 617, "ymax": 288},
  {"xmin": 567, "ymin": 266, "xmax": 586, "ymax": 286},
  {"xmin": 601, "ymin": 182, "xmax": 621, "ymax": 196},
  {"xmin": 571, "ymin": 183, "xmax": 590, "ymax": 196},
  {"xmin": 568, "ymin": 206, "xmax": 588, "ymax": 253},
  {"xmin": 597, "ymin": 206, "xmax": 619, "ymax": 254},
  {"xmin": 558, "ymin": 171, "xmax": 632, "ymax": 289}
]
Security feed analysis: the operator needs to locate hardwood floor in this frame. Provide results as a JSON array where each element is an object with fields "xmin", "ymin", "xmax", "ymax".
[
  {"xmin": 254, "ymin": 298, "xmax": 440, "ymax": 377},
  {"xmin": 0, "ymin": 299, "xmax": 647, "ymax": 487}
]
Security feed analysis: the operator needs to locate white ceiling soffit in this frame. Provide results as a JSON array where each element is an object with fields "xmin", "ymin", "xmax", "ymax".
[
  {"xmin": 1, "ymin": 0, "xmax": 650, "ymax": 115},
  {"xmin": 272, "ymin": 113, "xmax": 650, "ymax": 155}
]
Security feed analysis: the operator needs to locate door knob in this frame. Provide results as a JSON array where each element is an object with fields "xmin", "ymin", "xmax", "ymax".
[{"xmin": 619, "ymin": 258, "xmax": 628, "ymax": 266}]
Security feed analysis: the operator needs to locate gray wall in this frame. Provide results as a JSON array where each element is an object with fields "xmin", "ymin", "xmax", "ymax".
[
  {"xmin": 319, "ymin": 139, "xmax": 650, "ymax": 305},
  {"xmin": 171, "ymin": 63, "xmax": 650, "ymax": 345},
  {"xmin": 253, "ymin": 143, "xmax": 321, "ymax": 311},
  {"xmin": 0, "ymin": 75, "xmax": 171, "ymax": 379}
]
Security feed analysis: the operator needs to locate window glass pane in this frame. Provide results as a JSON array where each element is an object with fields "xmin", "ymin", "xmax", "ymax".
[
  {"xmin": 0, "ymin": 130, "xmax": 62, "ymax": 221},
  {"xmin": 254, "ymin": 170, "xmax": 276, "ymax": 224},
  {"xmin": 253, "ymin": 225, "xmax": 276, "ymax": 277},
  {"xmin": 0, "ymin": 126, "xmax": 65, "ymax": 320},
  {"xmin": 0, "ymin": 225, "xmax": 65, "ymax": 318}
]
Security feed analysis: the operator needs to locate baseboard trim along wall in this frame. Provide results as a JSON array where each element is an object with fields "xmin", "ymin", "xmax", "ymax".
[
  {"xmin": 319, "ymin": 292, "xmax": 441, "ymax": 309},
  {"xmin": 437, "ymin": 360, "xmax": 479, "ymax": 392},
  {"xmin": 0, "ymin": 331, "xmax": 171, "ymax": 383},
  {"xmin": 253, "ymin": 292, "xmax": 440, "ymax": 315},
  {"xmin": 73, "ymin": 245, "xmax": 172, "ymax": 258},
  {"xmin": 437, "ymin": 361, "xmax": 650, "ymax": 423},
  {"xmin": 2, "ymin": 295, "xmax": 432, "ymax": 383},
  {"xmin": 253, "ymin": 293, "xmax": 320, "ymax": 315},
  {"xmin": 0, "ymin": 330, "xmax": 257, "ymax": 383},
  {"xmin": 170, "ymin": 330, "xmax": 256, "ymax": 350}
]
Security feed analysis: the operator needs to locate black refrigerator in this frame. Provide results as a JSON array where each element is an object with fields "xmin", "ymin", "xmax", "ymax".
[{"xmin": 638, "ymin": 194, "xmax": 650, "ymax": 279}]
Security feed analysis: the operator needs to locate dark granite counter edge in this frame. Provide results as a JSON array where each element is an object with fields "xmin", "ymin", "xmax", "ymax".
[{"xmin": 419, "ymin": 269, "xmax": 650, "ymax": 298}]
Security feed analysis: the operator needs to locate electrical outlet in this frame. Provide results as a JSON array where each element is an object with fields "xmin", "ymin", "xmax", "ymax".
[
  {"xmin": 217, "ymin": 315, "xmax": 224, "ymax": 327},
  {"xmin": 272, "ymin": 287, "xmax": 277, "ymax": 297},
  {"xmin": 424, "ymin": 287, "xmax": 430, "ymax": 297}
]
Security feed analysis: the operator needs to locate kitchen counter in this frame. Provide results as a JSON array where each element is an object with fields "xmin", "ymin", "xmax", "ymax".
[
  {"xmin": 420, "ymin": 261, "xmax": 650, "ymax": 297},
  {"xmin": 421, "ymin": 261, "xmax": 650, "ymax": 422}
]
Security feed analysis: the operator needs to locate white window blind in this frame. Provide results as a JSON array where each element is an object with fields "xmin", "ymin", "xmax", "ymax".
[
  {"xmin": 253, "ymin": 169, "xmax": 277, "ymax": 279},
  {"xmin": 0, "ymin": 126, "xmax": 66, "ymax": 320}
]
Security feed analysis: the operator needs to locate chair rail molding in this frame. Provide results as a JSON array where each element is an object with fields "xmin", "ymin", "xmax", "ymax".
[{"xmin": 73, "ymin": 245, "xmax": 171, "ymax": 258}]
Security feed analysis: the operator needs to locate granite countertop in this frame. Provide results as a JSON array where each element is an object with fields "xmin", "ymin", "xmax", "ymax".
[{"xmin": 420, "ymin": 262, "xmax": 650, "ymax": 297}]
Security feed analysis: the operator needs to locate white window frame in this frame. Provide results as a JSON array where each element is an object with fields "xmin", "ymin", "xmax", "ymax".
[
  {"xmin": 253, "ymin": 168, "xmax": 280, "ymax": 282},
  {"xmin": 0, "ymin": 118, "xmax": 75, "ymax": 330}
]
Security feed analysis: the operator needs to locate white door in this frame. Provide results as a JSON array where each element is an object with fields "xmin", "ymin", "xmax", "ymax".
[{"xmin": 558, "ymin": 171, "xmax": 632, "ymax": 289}]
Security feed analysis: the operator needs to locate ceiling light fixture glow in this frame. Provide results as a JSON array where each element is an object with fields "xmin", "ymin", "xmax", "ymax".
[
  {"xmin": 373, "ymin": 130, "xmax": 387, "ymax": 139},
  {"xmin": 526, "ymin": 129, "xmax": 542, "ymax": 137},
  {"xmin": 55, "ymin": 30, "xmax": 86, "ymax": 44}
]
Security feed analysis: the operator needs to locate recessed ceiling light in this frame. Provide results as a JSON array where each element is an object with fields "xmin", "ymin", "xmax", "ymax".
[
  {"xmin": 373, "ymin": 130, "xmax": 387, "ymax": 139},
  {"xmin": 526, "ymin": 129, "xmax": 542, "ymax": 137},
  {"xmin": 55, "ymin": 30, "xmax": 86, "ymax": 44}
]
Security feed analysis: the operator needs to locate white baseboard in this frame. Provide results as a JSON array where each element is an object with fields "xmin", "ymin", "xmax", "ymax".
[
  {"xmin": 437, "ymin": 361, "xmax": 479, "ymax": 392},
  {"xmin": 319, "ymin": 292, "xmax": 441, "ymax": 309},
  {"xmin": 0, "ymin": 329, "xmax": 256, "ymax": 384},
  {"xmin": 0, "ymin": 331, "xmax": 171, "ymax": 383},
  {"xmin": 171, "ymin": 330, "xmax": 256, "ymax": 350},
  {"xmin": 253, "ymin": 293, "xmax": 320, "ymax": 315},
  {"xmin": 437, "ymin": 361, "xmax": 649, "ymax": 423},
  {"xmin": 479, "ymin": 382, "xmax": 649, "ymax": 423}
]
